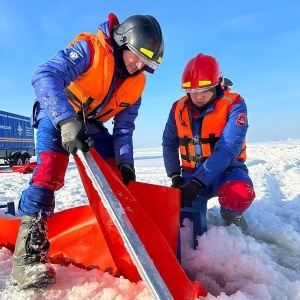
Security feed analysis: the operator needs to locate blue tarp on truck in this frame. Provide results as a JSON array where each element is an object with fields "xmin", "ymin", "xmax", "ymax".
[{"xmin": 0, "ymin": 110, "xmax": 35, "ymax": 166}]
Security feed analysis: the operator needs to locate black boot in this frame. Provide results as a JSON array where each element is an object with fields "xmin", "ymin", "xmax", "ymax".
[
  {"xmin": 12, "ymin": 213, "xmax": 56, "ymax": 289},
  {"xmin": 220, "ymin": 207, "xmax": 250, "ymax": 235}
]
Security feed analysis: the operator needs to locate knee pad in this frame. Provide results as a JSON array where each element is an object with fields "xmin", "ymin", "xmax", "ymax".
[
  {"xmin": 217, "ymin": 180, "xmax": 255, "ymax": 212},
  {"xmin": 32, "ymin": 151, "xmax": 69, "ymax": 191}
]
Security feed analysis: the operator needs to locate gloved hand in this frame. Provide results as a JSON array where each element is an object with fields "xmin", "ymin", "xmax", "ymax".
[
  {"xmin": 171, "ymin": 175, "xmax": 184, "ymax": 188},
  {"xmin": 180, "ymin": 178, "xmax": 203, "ymax": 206},
  {"xmin": 60, "ymin": 117, "xmax": 94, "ymax": 155},
  {"xmin": 119, "ymin": 163, "xmax": 136, "ymax": 185}
]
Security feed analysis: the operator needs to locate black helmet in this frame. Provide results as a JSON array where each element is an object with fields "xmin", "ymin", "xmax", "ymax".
[{"xmin": 113, "ymin": 15, "xmax": 164, "ymax": 71}]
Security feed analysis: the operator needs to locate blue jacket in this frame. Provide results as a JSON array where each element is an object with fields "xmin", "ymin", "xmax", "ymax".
[
  {"xmin": 31, "ymin": 19, "xmax": 141, "ymax": 166},
  {"xmin": 162, "ymin": 91, "xmax": 249, "ymax": 187}
]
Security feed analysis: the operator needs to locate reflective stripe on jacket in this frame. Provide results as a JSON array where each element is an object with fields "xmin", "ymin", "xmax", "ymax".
[
  {"xmin": 65, "ymin": 29, "xmax": 146, "ymax": 122},
  {"xmin": 174, "ymin": 93, "xmax": 247, "ymax": 168}
]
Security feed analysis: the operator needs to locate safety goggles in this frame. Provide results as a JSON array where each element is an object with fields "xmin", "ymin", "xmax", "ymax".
[
  {"xmin": 127, "ymin": 44, "xmax": 160, "ymax": 70},
  {"xmin": 182, "ymin": 83, "xmax": 218, "ymax": 94}
]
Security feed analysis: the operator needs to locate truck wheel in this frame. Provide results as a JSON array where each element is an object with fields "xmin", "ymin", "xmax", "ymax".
[
  {"xmin": 15, "ymin": 156, "xmax": 23, "ymax": 165},
  {"xmin": 10, "ymin": 153, "xmax": 23, "ymax": 166},
  {"xmin": 22, "ymin": 153, "xmax": 30, "ymax": 164}
]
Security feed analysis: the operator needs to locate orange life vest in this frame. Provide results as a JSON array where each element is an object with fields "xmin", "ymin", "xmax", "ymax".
[
  {"xmin": 64, "ymin": 29, "xmax": 146, "ymax": 122},
  {"xmin": 174, "ymin": 93, "xmax": 247, "ymax": 168}
]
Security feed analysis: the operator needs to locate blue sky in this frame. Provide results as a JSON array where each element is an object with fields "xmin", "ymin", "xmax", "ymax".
[{"xmin": 0, "ymin": 1, "xmax": 299, "ymax": 147}]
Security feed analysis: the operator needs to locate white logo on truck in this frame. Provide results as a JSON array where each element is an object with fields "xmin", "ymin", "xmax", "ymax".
[{"xmin": 17, "ymin": 123, "xmax": 23, "ymax": 136}]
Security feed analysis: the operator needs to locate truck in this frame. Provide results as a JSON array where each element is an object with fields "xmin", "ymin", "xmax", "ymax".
[{"xmin": 0, "ymin": 110, "xmax": 35, "ymax": 167}]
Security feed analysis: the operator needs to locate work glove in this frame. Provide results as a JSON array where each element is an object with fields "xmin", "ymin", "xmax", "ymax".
[
  {"xmin": 119, "ymin": 163, "xmax": 136, "ymax": 185},
  {"xmin": 180, "ymin": 178, "xmax": 203, "ymax": 206},
  {"xmin": 60, "ymin": 117, "xmax": 94, "ymax": 155},
  {"xmin": 171, "ymin": 175, "xmax": 184, "ymax": 189}
]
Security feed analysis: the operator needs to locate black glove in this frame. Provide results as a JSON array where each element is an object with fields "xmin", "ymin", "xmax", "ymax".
[
  {"xmin": 60, "ymin": 117, "xmax": 94, "ymax": 155},
  {"xmin": 171, "ymin": 175, "xmax": 184, "ymax": 188},
  {"xmin": 180, "ymin": 178, "xmax": 203, "ymax": 206},
  {"xmin": 119, "ymin": 163, "xmax": 136, "ymax": 185}
]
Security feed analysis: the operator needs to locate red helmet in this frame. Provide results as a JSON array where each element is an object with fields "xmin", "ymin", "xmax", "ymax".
[{"xmin": 181, "ymin": 53, "xmax": 224, "ymax": 93}]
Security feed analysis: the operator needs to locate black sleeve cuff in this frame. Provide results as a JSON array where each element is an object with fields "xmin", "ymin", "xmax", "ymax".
[{"xmin": 192, "ymin": 177, "xmax": 205, "ymax": 187}]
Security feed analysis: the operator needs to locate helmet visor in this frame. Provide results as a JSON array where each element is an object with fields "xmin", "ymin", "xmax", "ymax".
[
  {"xmin": 127, "ymin": 44, "xmax": 160, "ymax": 70},
  {"xmin": 182, "ymin": 83, "xmax": 218, "ymax": 94}
]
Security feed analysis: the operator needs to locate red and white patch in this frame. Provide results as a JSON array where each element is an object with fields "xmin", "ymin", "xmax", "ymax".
[{"xmin": 236, "ymin": 113, "xmax": 247, "ymax": 126}]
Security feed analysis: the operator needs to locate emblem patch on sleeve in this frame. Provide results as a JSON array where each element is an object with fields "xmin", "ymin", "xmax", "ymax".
[
  {"xmin": 236, "ymin": 113, "xmax": 247, "ymax": 126},
  {"xmin": 65, "ymin": 47, "xmax": 84, "ymax": 66}
]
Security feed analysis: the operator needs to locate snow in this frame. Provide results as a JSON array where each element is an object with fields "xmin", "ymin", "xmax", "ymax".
[{"xmin": 1, "ymin": 139, "xmax": 300, "ymax": 299}]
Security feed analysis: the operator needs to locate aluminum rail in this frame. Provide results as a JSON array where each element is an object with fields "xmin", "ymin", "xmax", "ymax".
[{"xmin": 77, "ymin": 150, "xmax": 173, "ymax": 300}]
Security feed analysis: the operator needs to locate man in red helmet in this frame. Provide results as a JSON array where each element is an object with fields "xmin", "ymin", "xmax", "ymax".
[
  {"xmin": 162, "ymin": 53, "xmax": 255, "ymax": 235},
  {"xmin": 12, "ymin": 13, "xmax": 164, "ymax": 289}
]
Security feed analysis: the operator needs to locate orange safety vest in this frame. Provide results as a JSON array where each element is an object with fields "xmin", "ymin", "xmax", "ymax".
[
  {"xmin": 174, "ymin": 93, "xmax": 247, "ymax": 168},
  {"xmin": 64, "ymin": 29, "xmax": 146, "ymax": 122}
]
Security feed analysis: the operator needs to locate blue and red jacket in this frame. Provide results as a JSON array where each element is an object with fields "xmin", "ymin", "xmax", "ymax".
[
  {"xmin": 162, "ymin": 89, "xmax": 249, "ymax": 187},
  {"xmin": 31, "ymin": 15, "xmax": 144, "ymax": 166}
]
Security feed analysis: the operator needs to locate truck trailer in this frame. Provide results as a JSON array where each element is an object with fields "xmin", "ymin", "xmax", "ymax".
[{"xmin": 0, "ymin": 110, "xmax": 35, "ymax": 166}]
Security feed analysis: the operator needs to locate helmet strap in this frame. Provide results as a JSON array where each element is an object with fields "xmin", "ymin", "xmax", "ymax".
[{"xmin": 113, "ymin": 45, "xmax": 131, "ymax": 77}]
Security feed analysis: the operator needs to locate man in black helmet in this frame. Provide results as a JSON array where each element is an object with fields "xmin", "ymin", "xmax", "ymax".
[{"xmin": 12, "ymin": 13, "xmax": 164, "ymax": 289}]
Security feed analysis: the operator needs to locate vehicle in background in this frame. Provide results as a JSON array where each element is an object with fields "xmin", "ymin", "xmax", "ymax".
[{"xmin": 0, "ymin": 110, "xmax": 35, "ymax": 167}]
